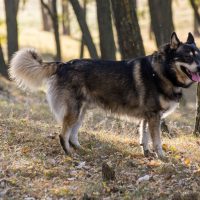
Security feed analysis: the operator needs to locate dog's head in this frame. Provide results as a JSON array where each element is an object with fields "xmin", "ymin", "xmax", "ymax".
[{"xmin": 162, "ymin": 32, "xmax": 200, "ymax": 88}]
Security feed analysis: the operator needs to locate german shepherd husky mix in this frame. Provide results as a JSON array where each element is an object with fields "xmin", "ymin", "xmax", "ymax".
[{"xmin": 9, "ymin": 32, "xmax": 200, "ymax": 159}]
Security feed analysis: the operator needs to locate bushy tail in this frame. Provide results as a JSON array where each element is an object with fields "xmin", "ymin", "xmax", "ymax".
[{"xmin": 9, "ymin": 48, "xmax": 59, "ymax": 90}]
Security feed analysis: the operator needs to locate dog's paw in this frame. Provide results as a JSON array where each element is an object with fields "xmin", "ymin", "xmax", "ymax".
[
  {"xmin": 143, "ymin": 149, "xmax": 156, "ymax": 157},
  {"xmin": 59, "ymin": 135, "xmax": 73, "ymax": 156},
  {"xmin": 155, "ymin": 149, "xmax": 169, "ymax": 162},
  {"xmin": 157, "ymin": 154, "xmax": 169, "ymax": 162},
  {"xmin": 69, "ymin": 140, "xmax": 81, "ymax": 150}
]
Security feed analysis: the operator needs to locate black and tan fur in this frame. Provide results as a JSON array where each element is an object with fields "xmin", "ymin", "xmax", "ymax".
[{"xmin": 9, "ymin": 32, "xmax": 200, "ymax": 159}]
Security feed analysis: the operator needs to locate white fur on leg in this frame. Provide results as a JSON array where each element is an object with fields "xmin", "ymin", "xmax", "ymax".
[
  {"xmin": 151, "ymin": 130, "xmax": 165, "ymax": 159},
  {"xmin": 153, "ymin": 139, "xmax": 165, "ymax": 159},
  {"xmin": 69, "ymin": 104, "xmax": 86, "ymax": 149},
  {"xmin": 69, "ymin": 120, "xmax": 82, "ymax": 149},
  {"xmin": 139, "ymin": 120, "xmax": 150, "ymax": 152},
  {"xmin": 63, "ymin": 128, "xmax": 73, "ymax": 154}
]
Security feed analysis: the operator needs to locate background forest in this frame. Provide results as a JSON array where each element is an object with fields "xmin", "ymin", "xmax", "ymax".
[{"xmin": 1, "ymin": 0, "xmax": 200, "ymax": 199}]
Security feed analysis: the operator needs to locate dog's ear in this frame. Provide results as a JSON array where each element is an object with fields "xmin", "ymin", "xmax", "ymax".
[
  {"xmin": 186, "ymin": 32, "xmax": 195, "ymax": 45},
  {"xmin": 170, "ymin": 32, "xmax": 180, "ymax": 49}
]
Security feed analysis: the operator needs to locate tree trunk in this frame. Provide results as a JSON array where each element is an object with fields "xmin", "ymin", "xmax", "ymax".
[
  {"xmin": 40, "ymin": 0, "xmax": 52, "ymax": 31},
  {"xmin": 190, "ymin": 0, "xmax": 200, "ymax": 25},
  {"xmin": 148, "ymin": 0, "xmax": 174, "ymax": 47},
  {"xmin": 190, "ymin": 0, "xmax": 200, "ymax": 136},
  {"xmin": 111, "ymin": 0, "xmax": 145, "ymax": 59},
  {"xmin": 194, "ymin": 84, "xmax": 200, "ymax": 135},
  {"xmin": 69, "ymin": 0, "xmax": 98, "ymax": 59},
  {"xmin": 0, "ymin": 43, "xmax": 8, "ymax": 78},
  {"xmin": 191, "ymin": 0, "xmax": 200, "ymax": 37},
  {"xmin": 62, "ymin": 0, "xmax": 71, "ymax": 35},
  {"xmin": 41, "ymin": 0, "xmax": 61, "ymax": 60},
  {"xmin": 51, "ymin": 0, "xmax": 61, "ymax": 60},
  {"xmin": 96, "ymin": 0, "xmax": 116, "ymax": 60},
  {"xmin": 80, "ymin": 0, "xmax": 87, "ymax": 59},
  {"xmin": 4, "ymin": 0, "xmax": 19, "ymax": 61},
  {"xmin": 194, "ymin": 16, "xmax": 200, "ymax": 37}
]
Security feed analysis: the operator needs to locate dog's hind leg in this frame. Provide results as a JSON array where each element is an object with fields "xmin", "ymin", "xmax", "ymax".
[
  {"xmin": 69, "ymin": 104, "xmax": 86, "ymax": 149},
  {"xmin": 69, "ymin": 119, "xmax": 83, "ymax": 150},
  {"xmin": 147, "ymin": 114, "xmax": 165, "ymax": 159},
  {"xmin": 139, "ymin": 120, "xmax": 152, "ymax": 157},
  {"xmin": 59, "ymin": 114, "xmax": 79, "ymax": 155}
]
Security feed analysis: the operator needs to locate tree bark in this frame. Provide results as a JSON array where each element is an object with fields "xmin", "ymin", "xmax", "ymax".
[
  {"xmin": 41, "ymin": 0, "xmax": 61, "ymax": 60},
  {"xmin": 69, "ymin": 0, "xmax": 98, "ymax": 59},
  {"xmin": 148, "ymin": 0, "xmax": 174, "ymax": 47},
  {"xmin": 96, "ymin": 0, "xmax": 116, "ymax": 60},
  {"xmin": 194, "ymin": 16, "xmax": 200, "ymax": 37},
  {"xmin": 190, "ymin": 0, "xmax": 200, "ymax": 25},
  {"xmin": 52, "ymin": 0, "xmax": 61, "ymax": 60},
  {"xmin": 62, "ymin": 0, "xmax": 71, "ymax": 35},
  {"xmin": 0, "ymin": 42, "xmax": 8, "ymax": 78},
  {"xmin": 194, "ymin": 84, "xmax": 200, "ymax": 135},
  {"xmin": 190, "ymin": 0, "xmax": 200, "ymax": 136},
  {"xmin": 4, "ymin": 0, "xmax": 19, "ymax": 61},
  {"xmin": 111, "ymin": 0, "xmax": 145, "ymax": 59},
  {"xmin": 80, "ymin": 0, "xmax": 87, "ymax": 59},
  {"xmin": 190, "ymin": 0, "xmax": 200, "ymax": 36},
  {"xmin": 40, "ymin": 0, "xmax": 52, "ymax": 31}
]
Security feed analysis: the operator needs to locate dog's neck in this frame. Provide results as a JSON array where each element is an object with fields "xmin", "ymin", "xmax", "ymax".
[{"xmin": 150, "ymin": 57, "xmax": 183, "ymax": 101}]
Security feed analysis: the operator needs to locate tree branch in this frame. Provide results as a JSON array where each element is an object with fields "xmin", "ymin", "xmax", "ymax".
[{"xmin": 40, "ymin": 0, "xmax": 54, "ymax": 20}]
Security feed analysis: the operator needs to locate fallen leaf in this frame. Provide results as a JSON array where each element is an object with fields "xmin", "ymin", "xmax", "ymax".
[
  {"xmin": 184, "ymin": 158, "xmax": 191, "ymax": 166},
  {"xmin": 21, "ymin": 146, "xmax": 30, "ymax": 154},
  {"xmin": 162, "ymin": 143, "xmax": 168, "ymax": 151},
  {"xmin": 147, "ymin": 160, "xmax": 161, "ymax": 167}
]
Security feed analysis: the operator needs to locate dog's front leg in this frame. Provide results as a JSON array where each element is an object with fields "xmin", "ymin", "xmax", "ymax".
[
  {"xmin": 147, "ymin": 114, "xmax": 165, "ymax": 159},
  {"xmin": 140, "ymin": 120, "xmax": 152, "ymax": 157}
]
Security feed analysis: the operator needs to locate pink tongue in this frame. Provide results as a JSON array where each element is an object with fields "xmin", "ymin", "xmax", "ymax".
[{"xmin": 191, "ymin": 72, "xmax": 200, "ymax": 82}]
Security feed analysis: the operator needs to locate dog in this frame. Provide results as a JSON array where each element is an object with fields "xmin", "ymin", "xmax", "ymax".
[{"xmin": 9, "ymin": 32, "xmax": 200, "ymax": 159}]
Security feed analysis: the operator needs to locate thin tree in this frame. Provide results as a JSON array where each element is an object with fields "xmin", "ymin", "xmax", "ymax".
[
  {"xmin": 190, "ymin": 0, "xmax": 200, "ymax": 36},
  {"xmin": 190, "ymin": 0, "xmax": 200, "ymax": 24},
  {"xmin": 194, "ymin": 17, "xmax": 200, "ymax": 37},
  {"xmin": 4, "ymin": 0, "xmax": 20, "ymax": 60},
  {"xmin": 40, "ymin": 0, "xmax": 52, "ymax": 31},
  {"xmin": 62, "ymin": 0, "xmax": 71, "ymax": 35},
  {"xmin": 148, "ymin": 0, "xmax": 174, "ymax": 47},
  {"xmin": 189, "ymin": 0, "xmax": 200, "ymax": 135},
  {"xmin": 0, "ymin": 41, "xmax": 8, "ymax": 78},
  {"xmin": 194, "ymin": 84, "xmax": 200, "ymax": 135},
  {"xmin": 96, "ymin": 0, "xmax": 116, "ymax": 60},
  {"xmin": 69, "ymin": 0, "xmax": 98, "ymax": 59},
  {"xmin": 111, "ymin": 0, "xmax": 145, "ymax": 59},
  {"xmin": 41, "ymin": 0, "xmax": 61, "ymax": 60},
  {"xmin": 80, "ymin": 0, "xmax": 87, "ymax": 58}
]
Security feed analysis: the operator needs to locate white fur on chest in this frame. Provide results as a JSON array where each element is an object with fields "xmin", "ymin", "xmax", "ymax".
[{"xmin": 159, "ymin": 96, "xmax": 179, "ymax": 118}]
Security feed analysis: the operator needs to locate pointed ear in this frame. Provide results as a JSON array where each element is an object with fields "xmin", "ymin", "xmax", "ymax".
[
  {"xmin": 186, "ymin": 32, "xmax": 195, "ymax": 44},
  {"xmin": 170, "ymin": 32, "xmax": 180, "ymax": 49}
]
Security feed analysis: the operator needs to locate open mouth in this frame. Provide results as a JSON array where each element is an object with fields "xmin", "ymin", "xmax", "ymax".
[{"xmin": 181, "ymin": 66, "xmax": 200, "ymax": 82}]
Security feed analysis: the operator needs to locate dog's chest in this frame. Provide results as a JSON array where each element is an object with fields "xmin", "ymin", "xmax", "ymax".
[{"xmin": 159, "ymin": 96, "xmax": 179, "ymax": 118}]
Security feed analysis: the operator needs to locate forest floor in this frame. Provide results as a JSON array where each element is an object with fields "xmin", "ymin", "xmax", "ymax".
[{"xmin": 0, "ymin": 76, "xmax": 200, "ymax": 200}]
